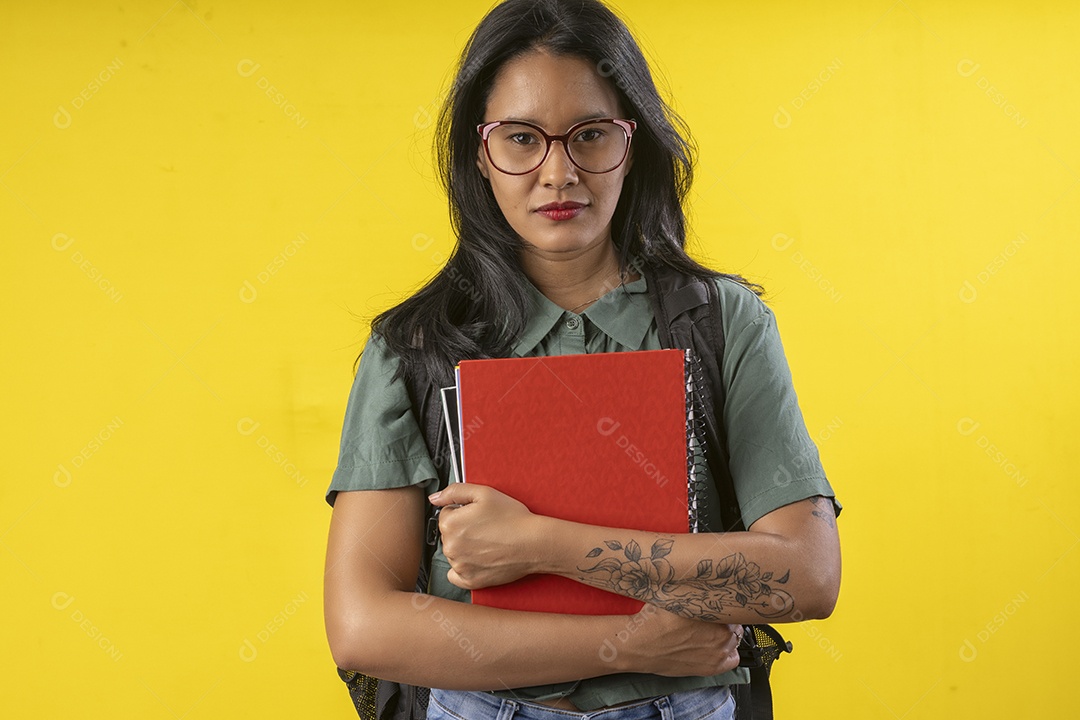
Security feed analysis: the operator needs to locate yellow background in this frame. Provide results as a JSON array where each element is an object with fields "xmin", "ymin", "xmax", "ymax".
[{"xmin": 3, "ymin": 0, "xmax": 1075, "ymax": 717}]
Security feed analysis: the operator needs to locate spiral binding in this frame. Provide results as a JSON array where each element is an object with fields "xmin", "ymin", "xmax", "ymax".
[{"xmin": 683, "ymin": 348, "xmax": 711, "ymax": 533}]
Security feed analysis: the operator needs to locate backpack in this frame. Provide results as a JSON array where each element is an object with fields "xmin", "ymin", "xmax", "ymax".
[{"xmin": 337, "ymin": 263, "xmax": 791, "ymax": 720}]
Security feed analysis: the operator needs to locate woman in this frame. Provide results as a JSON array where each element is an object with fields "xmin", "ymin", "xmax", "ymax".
[{"xmin": 324, "ymin": 1, "xmax": 841, "ymax": 718}]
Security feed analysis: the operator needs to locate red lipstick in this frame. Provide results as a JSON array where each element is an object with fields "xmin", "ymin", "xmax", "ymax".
[{"xmin": 536, "ymin": 201, "xmax": 586, "ymax": 221}]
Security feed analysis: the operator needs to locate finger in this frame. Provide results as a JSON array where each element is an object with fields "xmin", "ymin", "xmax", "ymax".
[
  {"xmin": 428, "ymin": 483, "xmax": 485, "ymax": 507},
  {"xmin": 445, "ymin": 566, "xmax": 472, "ymax": 590},
  {"xmin": 725, "ymin": 642, "xmax": 741, "ymax": 672}
]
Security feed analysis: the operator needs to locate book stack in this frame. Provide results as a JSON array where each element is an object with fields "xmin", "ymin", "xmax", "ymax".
[{"xmin": 440, "ymin": 349, "xmax": 703, "ymax": 615}]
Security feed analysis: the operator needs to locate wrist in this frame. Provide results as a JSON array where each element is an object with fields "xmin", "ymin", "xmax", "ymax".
[
  {"xmin": 596, "ymin": 613, "xmax": 633, "ymax": 674},
  {"xmin": 528, "ymin": 515, "xmax": 573, "ymax": 575}
]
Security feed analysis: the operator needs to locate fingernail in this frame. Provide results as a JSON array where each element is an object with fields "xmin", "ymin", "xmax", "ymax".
[{"xmin": 428, "ymin": 492, "xmax": 441, "ymax": 501}]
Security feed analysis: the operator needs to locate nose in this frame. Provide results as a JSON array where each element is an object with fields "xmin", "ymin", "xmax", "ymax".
[{"xmin": 538, "ymin": 139, "xmax": 578, "ymax": 187}]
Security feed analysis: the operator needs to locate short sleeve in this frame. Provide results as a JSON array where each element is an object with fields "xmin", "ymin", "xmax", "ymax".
[
  {"xmin": 717, "ymin": 283, "xmax": 841, "ymax": 527},
  {"xmin": 325, "ymin": 334, "xmax": 439, "ymax": 507}
]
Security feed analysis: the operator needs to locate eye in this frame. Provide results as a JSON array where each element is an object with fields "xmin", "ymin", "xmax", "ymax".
[
  {"xmin": 573, "ymin": 128, "xmax": 605, "ymax": 142},
  {"xmin": 507, "ymin": 132, "xmax": 540, "ymax": 146}
]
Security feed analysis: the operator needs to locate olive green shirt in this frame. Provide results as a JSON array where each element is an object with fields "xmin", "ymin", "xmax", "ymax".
[{"xmin": 326, "ymin": 274, "xmax": 839, "ymax": 710}]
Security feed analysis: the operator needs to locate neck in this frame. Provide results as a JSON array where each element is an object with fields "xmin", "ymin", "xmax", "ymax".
[{"xmin": 520, "ymin": 240, "xmax": 632, "ymax": 313}]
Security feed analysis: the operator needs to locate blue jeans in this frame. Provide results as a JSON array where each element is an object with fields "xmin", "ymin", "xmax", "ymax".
[{"xmin": 427, "ymin": 686, "xmax": 736, "ymax": 720}]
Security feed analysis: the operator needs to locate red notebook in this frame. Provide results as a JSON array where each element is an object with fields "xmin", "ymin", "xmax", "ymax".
[{"xmin": 454, "ymin": 348, "xmax": 699, "ymax": 615}]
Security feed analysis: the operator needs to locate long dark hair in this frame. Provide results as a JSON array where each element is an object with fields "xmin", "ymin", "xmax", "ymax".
[{"xmin": 365, "ymin": 0, "xmax": 762, "ymax": 382}]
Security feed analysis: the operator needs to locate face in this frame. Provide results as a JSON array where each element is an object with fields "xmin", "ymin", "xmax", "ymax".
[{"xmin": 476, "ymin": 50, "xmax": 634, "ymax": 263}]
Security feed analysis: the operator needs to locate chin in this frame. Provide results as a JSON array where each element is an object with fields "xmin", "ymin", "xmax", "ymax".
[
  {"xmin": 521, "ymin": 234, "xmax": 599, "ymax": 256},
  {"xmin": 519, "ymin": 219, "xmax": 609, "ymax": 254}
]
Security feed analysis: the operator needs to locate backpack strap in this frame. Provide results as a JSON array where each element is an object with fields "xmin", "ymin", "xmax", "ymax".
[
  {"xmin": 643, "ymin": 265, "xmax": 742, "ymax": 534},
  {"xmin": 403, "ymin": 364, "xmax": 459, "ymax": 718},
  {"xmin": 402, "ymin": 363, "xmax": 454, "ymax": 576}
]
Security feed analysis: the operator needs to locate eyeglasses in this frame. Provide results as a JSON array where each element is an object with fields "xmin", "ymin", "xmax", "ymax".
[{"xmin": 476, "ymin": 118, "xmax": 637, "ymax": 175}]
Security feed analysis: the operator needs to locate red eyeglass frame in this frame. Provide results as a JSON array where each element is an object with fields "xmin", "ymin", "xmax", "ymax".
[{"xmin": 476, "ymin": 117, "xmax": 637, "ymax": 175}]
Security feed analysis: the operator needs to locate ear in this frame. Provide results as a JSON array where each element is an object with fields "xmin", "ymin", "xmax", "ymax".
[{"xmin": 476, "ymin": 145, "xmax": 490, "ymax": 180}]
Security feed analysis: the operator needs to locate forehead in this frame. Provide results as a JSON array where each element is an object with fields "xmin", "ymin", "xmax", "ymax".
[{"xmin": 484, "ymin": 50, "xmax": 624, "ymax": 126}]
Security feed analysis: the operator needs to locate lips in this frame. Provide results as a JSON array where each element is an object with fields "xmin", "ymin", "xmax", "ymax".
[{"xmin": 535, "ymin": 201, "xmax": 586, "ymax": 212}]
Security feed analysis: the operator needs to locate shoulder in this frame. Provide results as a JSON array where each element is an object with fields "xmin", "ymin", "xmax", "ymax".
[
  {"xmin": 710, "ymin": 275, "xmax": 773, "ymax": 341},
  {"xmin": 357, "ymin": 331, "xmax": 401, "ymax": 375}
]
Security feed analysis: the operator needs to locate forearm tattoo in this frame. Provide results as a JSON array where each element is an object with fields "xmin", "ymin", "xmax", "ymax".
[{"xmin": 577, "ymin": 538, "xmax": 794, "ymax": 620}]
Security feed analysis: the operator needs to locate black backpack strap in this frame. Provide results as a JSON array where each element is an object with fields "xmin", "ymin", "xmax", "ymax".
[
  {"xmin": 405, "ymin": 369, "xmax": 454, "ymax": 554},
  {"xmin": 748, "ymin": 666, "xmax": 774, "ymax": 719},
  {"xmin": 643, "ymin": 265, "xmax": 740, "ymax": 534}
]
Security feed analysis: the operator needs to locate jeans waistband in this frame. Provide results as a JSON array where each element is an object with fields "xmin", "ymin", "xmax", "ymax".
[{"xmin": 427, "ymin": 685, "xmax": 735, "ymax": 720}]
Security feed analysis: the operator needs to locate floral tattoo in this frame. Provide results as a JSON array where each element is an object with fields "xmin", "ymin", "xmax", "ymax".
[{"xmin": 577, "ymin": 538, "xmax": 794, "ymax": 620}]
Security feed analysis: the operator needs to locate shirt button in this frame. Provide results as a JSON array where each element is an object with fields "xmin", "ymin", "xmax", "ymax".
[{"xmin": 566, "ymin": 316, "xmax": 580, "ymax": 330}]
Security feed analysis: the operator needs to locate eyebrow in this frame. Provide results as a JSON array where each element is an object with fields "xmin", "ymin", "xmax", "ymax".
[{"xmin": 500, "ymin": 113, "xmax": 613, "ymax": 126}]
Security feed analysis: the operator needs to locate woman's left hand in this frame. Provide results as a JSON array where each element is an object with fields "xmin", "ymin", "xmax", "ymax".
[{"xmin": 429, "ymin": 483, "xmax": 545, "ymax": 589}]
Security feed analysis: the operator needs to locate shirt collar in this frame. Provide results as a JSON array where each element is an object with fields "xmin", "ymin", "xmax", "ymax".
[
  {"xmin": 583, "ymin": 275, "xmax": 652, "ymax": 349},
  {"xmin": 511, "ymin": 281, "xmax": 566, "ymax": 357},
  {"xmin": 511, "ymin": 275, "xmax": 653, "ymax": 356}
]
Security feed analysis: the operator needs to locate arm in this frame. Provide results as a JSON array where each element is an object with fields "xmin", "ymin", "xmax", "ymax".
[
  {"xmin": 431, "ymin": 485, "xmax": 841, "ymax": 624},
  {"xmin": 323, "ymin": 484, "xmax": 743, "ymax": 689}
]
